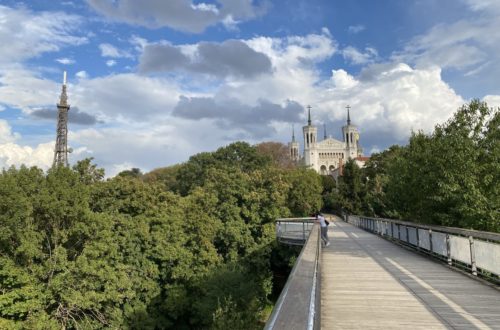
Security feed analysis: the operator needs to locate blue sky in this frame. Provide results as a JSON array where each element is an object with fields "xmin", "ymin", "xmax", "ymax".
[{"xmin": 0, "ymin": 0, "xmax": 499, "ymax": 175}]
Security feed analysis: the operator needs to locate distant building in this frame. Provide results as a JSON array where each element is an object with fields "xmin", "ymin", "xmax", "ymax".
[{"xmin": 289, "ymin": 105, "xmax": 365, "ymax": 175}]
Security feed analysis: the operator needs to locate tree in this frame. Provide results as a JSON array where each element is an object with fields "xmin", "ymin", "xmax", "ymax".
[
  {"xmin": 117, "ymin": 167, "xmax": 143, "ymax": 179},
  {"xmin": 337, "ymin": 160, "xmax": 364, "ymax": 214},
  {"xmin": 142, "ymin": 164, "xmax": 182, "ymax": 192},
  {"xmin": 285, "ymin": 168, "xmax": 323, "ymax": 216},
  {"xmin": 382, "ymin": 100, "xmax": 499, "ymax": 231},
  {"xmin": 255, "ymin": 142, "xmax": 295, "ymax": 169}
]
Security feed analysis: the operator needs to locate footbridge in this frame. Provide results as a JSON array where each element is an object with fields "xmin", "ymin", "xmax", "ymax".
[{"xmin": 266, "ymin": 215, "xmax": 500, "ymax": 329}]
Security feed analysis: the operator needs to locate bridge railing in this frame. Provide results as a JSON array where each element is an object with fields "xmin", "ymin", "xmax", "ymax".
[
  {"xmin": 345, "ymin": 214, "xmax": 500, "ymax": 284},
  {"xmin": 265, "ymin": 218, "xmax": 321, "ymax": 330},
  {"xmin": 275, "ymin": 217, "xmax": 316, "ymax": 245}
]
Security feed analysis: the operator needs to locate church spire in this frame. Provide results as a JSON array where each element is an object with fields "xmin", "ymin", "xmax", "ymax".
[
  {"xmin": 307, "ymin": 105, "xmax": 312, "ymax": 126},
  {"xmin": 292, "ymin": 125, "xmax": 296, "ymax": 142},
  {"xmin": 346, "ymin": 105, "xmax": 351, "ymax": 125},
  {"xmin": 323, "ymin": 123, "xmax": 327, "ymax": 140}
]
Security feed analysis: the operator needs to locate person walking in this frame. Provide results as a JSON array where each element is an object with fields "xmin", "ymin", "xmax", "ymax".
[{"xmin": 316, "ymin": 213, "xmax": 330, "ymax": 247}]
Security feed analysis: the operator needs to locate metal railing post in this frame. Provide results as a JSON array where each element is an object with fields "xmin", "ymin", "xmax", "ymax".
[
  {"xmin": 446, "ymin": 234, "xmax": 452, "ymax": 266},
  {"xmin": 429, "ymin": 229, "xmax": 433, "ymax": 253},
  {"xmin": 416, "ymin": 227, "xmax": 420, "ymax": 250},
  {"xmin": 303, "ymin": 221, "xmax": 306, "ymax": 241},
  {"xmin": 469, "ymin": 236, "xmax": 477, "ymax": 276}
]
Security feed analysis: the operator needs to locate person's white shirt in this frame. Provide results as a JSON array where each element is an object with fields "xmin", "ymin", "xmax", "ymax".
[{"xmin": 317, "ymin": 214, "xmax": 327, "ymax": 227}]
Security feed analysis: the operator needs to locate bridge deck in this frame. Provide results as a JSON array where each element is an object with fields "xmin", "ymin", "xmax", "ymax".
[{"xmin": 322, "ymin": 218, "xmax": 500, "ymax": 329}]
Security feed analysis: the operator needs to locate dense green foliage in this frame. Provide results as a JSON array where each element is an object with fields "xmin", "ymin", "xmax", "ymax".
[
  {"xmin": 0, "ymin": 142, "xmax": 322, "ymax": 329},
  {"xmin": 329, "ymin": 100, "xmax": 499, "ymax": 232}
]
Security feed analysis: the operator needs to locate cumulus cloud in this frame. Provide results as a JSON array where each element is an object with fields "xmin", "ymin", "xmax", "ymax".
[
  {"xmin": 0, "ymin": 142, "xmax": 54, "ymax": 170},
  {"xmin": 317, "ymin": 63, "xmax": 464, "ymax": 143},
  {"xmin": 463, "ymin": 0, "xmax": 500, "ymax": 12},
  {"xmin": 56, "ymin": 57, "xmax": 75, "ymax": 65},
  {"xmin": 75, "ymin": 71, "xmax": 88, "ymax": 79},
  {"xmin": 71, "ymin": 73, "xmax": 181, "ymax": 121},
  {"xmin": 0, "ymin": 5, "xmax": 87, "ymax": 64},
  {"xmin": 394, "ymin": 0, "xmax": 500, "ymax": 77},
  {"xmin": 342, "ymin": 46, "xmax": 378, "ymax": 65},
  {"xmin": 99, "ymin": 43, "xmax": 132, "ymax": 59},
  {"xmin": 348, "ymin": 25, "xmax": 365, "ymax": 34},
  {"xmin": 0, "ymin": 120, "xmax": 19, "ymax": 143},
  {"xmin": 0, "ymin": 23, "xmax": 475, "ymax": 174},
  {"xmin": 173, "ymin": 96, "xmax": 302, "ymax": 137},
  {"xmin": 86, "ymin": 0, "xmax": 269, "ymax": 33},
  {"xmin": 483, "ymin": 95, "xmax": 500, "ymax": 108},
  {"xmin": 30, "ymin": 107, "xmax": 100, "ymax": 125},
  {"xmin": 139, "ymin": 39, "xmax": 272, "ymax": 78},
  {"xmin": 0, "ymin": 68, "xmax": 61, "ymax": 111},
  {"xmin": 0, "ymin": 119, "xmax": 53, "ymax": 170},
  {"xmin": 106, "ymin": 60, "xmax": 117, "ymax": 67}
]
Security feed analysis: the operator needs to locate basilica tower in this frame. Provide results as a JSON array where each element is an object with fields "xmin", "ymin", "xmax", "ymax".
[
  {"xmin": 342, "ymin": 105, "xmax": 361, "ymax": 159},
  {"xmin": 53, "ymin": 71, "xmax": 70, "ymax": 167},
  {"xmin": 302, "ymin": 105, "xmax": 318, "ymax": 168},
  {"xmin": 288, "ymin": 125, "xmax": 300, "ymax": 162}
]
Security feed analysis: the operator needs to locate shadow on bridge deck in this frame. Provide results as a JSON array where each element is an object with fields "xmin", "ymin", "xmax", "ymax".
[{"xmin": 322, "ymin": 218, "xmax": 500, "ymax": 329}]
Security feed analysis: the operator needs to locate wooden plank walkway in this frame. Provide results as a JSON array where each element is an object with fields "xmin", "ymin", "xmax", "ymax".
[{"xmin": 321, "ymin": 218, "xmax": 500, "ymax": 329}]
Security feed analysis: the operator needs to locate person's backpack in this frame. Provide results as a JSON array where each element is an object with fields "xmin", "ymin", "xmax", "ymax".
[{"xmin": 325, "ymin": 218, "xmax": 330, "ymax": 226}]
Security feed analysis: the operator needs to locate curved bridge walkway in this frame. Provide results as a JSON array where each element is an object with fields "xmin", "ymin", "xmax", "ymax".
[{"xmin": 322, "ymin": 218, "xmax": 500, "ymax": 329}]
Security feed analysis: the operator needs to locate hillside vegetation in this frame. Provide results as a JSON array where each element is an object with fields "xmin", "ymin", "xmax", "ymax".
[{"xmin": 0, "ymin": 142, "xmax": 322, "ymax": 329}]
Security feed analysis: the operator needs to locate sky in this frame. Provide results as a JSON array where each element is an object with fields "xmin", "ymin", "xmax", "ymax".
[{"xmin": 1, "ymin": 0, "xmax": 499, "ymax": 176}]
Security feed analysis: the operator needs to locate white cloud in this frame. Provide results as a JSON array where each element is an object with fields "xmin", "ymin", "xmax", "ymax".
[
  {"xmin": 342, "ymin": 46, "xmax": 378, "ymax": 65},
  {"xmin": 0, "ymin": 142, "xmax": 54, "ymax": 170},
  {"xmin": 0, "ymin": 27, "xmax": 472, "ymax": 173},
  {"xmin": 56, "ymin": 57, "xmax": 75, "ymax": 65},
  {"xmin": 394, "ymin": 2, "xmax": 500, "ymax": 75},
  {"xmin": 463, "ymin": 0, "xmax": 500, "ymax": 12},
  {"xmin": 348, "ymin": 25, "xmax": 365, "ymax": 34},
  {"xmin": 75, "ymin": 70, "xmax": 88, "ymax": 79},
  {"xmin": 130, "ymin": 35, "xmax": 148, "ymax": 51},
  {"xmin": 316, "ymin": 64, "xmax": 464, "ymax": 141},
  {"xmin": 0, "ymin": 120, "xmax": 19, "ymax": 143},
  {"xmin": 190, "ymin": 2, "xmax": 219, "ymax": 14},
  {"xmin": 99, "ymin": 43, "xmax": 132, "ymax": 58},
  {"xmin": 0, "ymin": 120, "xmax": 53, "ymax": 170},
  {"xmin": 483, "ymin": 95, "xmax": 500, "ymax": 108},
  {"xmin": 106, "ymin": 59, "xmax": 117, "ymax": 67},
  {"xmin": 0, "ymin": 5, "xmax": 87, "ymax": 64},
  {"xmin": 71, "ymin": 73, "xmax": 181, "ymax": 121},
  {"xmin": 0, "ymin": 67, "xmax": 61, "ymax": 111},
  {"xmin": 86, "ymin": 0, "xmax": 268, "ymax": 33},
  {"xmin": 330, "ymin": 69, "xmax": 358, "ymax": 89},
  {"xmin": 221, "ymin": 15, "xmax": 239, "ymax": 31}
]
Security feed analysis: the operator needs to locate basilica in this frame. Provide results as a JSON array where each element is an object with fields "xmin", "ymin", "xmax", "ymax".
[{"xmin": 289, "ymin": 106, "xmax": 364, "ymax": 175}]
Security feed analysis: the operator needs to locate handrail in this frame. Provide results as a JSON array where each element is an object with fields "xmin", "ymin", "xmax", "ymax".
[
  {"xmin": 345, "ymin": 214, "xmax": 500, "ymax": 284},
  {"xmin": 347, "ymin": 216, "xmax": 500, "ymax": 242},
  {"xmin": 265, "ymin": 221, "xmax": 321, "ymax": 330},
  {"xmin": 276, "ymin": 218, "xmax": 316, "ymax": 245}
]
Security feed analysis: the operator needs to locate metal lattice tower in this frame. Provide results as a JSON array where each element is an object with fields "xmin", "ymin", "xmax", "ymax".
[{"xmin": 53, "ymin": 71, "xmax": 70, "ymax": 167}]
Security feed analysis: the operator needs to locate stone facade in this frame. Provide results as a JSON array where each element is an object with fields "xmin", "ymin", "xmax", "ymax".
[{"xmin": 289, "ymin": 106, "xmax": 362, "ymax": 174}]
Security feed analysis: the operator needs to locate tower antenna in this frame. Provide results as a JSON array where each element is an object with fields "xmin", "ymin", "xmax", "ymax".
[
  {"xmin": 346, "ymin": 105, "xmax": 351, "ymax": 125},
  {"xmin": 53, "ymin": 71, "xmax": 70, "ymax": 167},
  {"xmin": 307, "ymin": 105, "xmax": 312, "ymax": 126}
]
